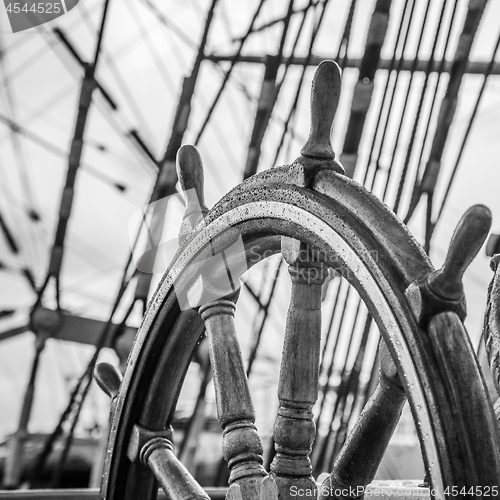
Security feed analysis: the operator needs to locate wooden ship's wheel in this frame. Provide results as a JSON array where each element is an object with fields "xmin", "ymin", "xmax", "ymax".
[{"xmin": 94, "ymin": 61, "xmax": 500, "ymax": 500}]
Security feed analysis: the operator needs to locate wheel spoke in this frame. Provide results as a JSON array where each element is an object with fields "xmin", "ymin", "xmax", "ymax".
[
  {"xmin": 319, "ymin": 339, "xmax": 406, "ymax": 499},
  {"xmin": 178, "ymin": 142, "xmax": 266, "ymax": 498},
  {"xmin": 269, "ymin": 238, "xmax": 328, "ymax": 498},
  {"xmin": 127, "ymin": 425, "xmax": 210, "ymax": 500},
  {"xmin": 200, "ymin": 297, "xmax": 266, "ymax": 499},
  {"xmin": 101, "ymin": 61, "xmax": 500, "ymax": 500}
]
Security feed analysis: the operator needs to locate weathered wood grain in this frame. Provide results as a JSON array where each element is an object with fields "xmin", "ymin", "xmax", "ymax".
[
  {"xmin": 269, "ymin": 238, "xmax": 328, "ymax": 500},
  {"xmin": 127, "ymin": 424, "xmax": 210, "ymax": 500},
  {"xmin": 319, "ymin": 339, "xmax": 406, "ymax": 499},
  {"xmin": 199, "ymin": 298, "xmax": 266, "ymax": 500}
]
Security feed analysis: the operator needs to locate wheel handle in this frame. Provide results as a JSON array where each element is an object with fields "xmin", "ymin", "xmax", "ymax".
[{"xmin": 406, "ymin": 204, "xmax": 491, "ymax": 324}]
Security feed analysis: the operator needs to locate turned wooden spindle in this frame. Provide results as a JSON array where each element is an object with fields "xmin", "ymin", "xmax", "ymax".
[
  {"xmin": 319, "ymin": 339, "xmax": 406, "ymax": 500},
  {"xmin": 199, "ymin": 298, "xmax": 266, "ymax": 500},
  {"xmin": 270, "ymin": 238, "xmax": 329, "ymax": 500},
  {"xmin": 428, "ymin": 204, "xmax": 491, "ymax": 300},
  {"xmin": 127, "ymin": 425, "xmax": 210, "ymax": 500},
  {"xmin": 406, "ymin": 204, "xmax": 491, "ymax": 324},
  {"xmin": 94, "ymin": 362, "xmax": 122, "ymax": 400},
  {"xmin": 176, "ymin": 144, "xmax": 242, "ymax": 310},
  {"xmin": 299, "ymin": 60, "xmax": 344, "ymax": 174},
  {"xmin": 267, "ymin": 68, "xmax": 347, "ymax": 493},
  {"xmin": 177, "ymin": 144, "xmax": 209, "ymax": 245}
]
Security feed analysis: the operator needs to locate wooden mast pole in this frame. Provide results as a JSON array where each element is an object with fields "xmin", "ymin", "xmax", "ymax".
[
  {"xmin": 132, "ymin": 0, "xmax": 219, "ymax": 307},
  {"xmin": 2, "ymin": 0, "xmax": 113, "ymax": 488}
]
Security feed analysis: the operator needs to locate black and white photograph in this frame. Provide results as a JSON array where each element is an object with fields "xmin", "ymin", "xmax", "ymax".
[{"xmin": 0, "ymin": 1, "xmax": 499, "ymax": 498}]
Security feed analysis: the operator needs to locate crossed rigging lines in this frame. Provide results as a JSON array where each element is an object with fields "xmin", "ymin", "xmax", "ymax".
[{"xmin": 0, "ymin": 0, "xmax": 498, "ymax": 485}]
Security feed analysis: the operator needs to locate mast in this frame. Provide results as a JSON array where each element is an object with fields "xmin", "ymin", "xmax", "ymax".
[
  {"xmin": 133, "ymin": 0, "xmax": 219, "ymax": 306},
  {"xmin": 2, "ymin": 0, "xmax": 113, "ymax": 488}
]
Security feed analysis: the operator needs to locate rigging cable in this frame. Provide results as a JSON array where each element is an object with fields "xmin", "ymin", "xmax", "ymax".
[
  {"xmin": 243, "ymin": 0, "xmax": 295, "ymax": 179},
  {"xmin": 0, "ymin": 113, "xmax": 140, "ymax": 200},
  {"xmin": 433, "ymin": 28, "xmax": 500, "ymax": 229},
  {"xmin": 314, "ymin": 279, "xmax": 344, "ymax": 432},
  {"xmin": 360, "ymin": 0, "xmax": 415, "ymax": 187},
  {"xmin": 270, "ymin": 0, "xmax": 331, "ymax": 168},
  {"xmin": 403, "ymin": 0, "xmax": 460, "ymax": 223},
  {"xmin": 312, "ymin": 0, "xmax": 411, "ymax": 467},
  {"xmin": 14, "ymin": 0, "xmax": 115, "ymax": 488},
  {"xmin": 392, "ymin": 0, "xmax": 454, "ymax": 214},
  {"xmin": 0, "ymin": 39, "xmax": 43, "ymax": 271},
  {"xmin": 77, "ymin": 3, "xmax": 162, "ymax": 144},
  {"xmin": 418, "ymin": 0, "xmax": 489, "ymax": 246},
  {"xmin": 142, "ymin": 0, "xmax": 198, "ymax": 50},
  {"xmin": 316, "ymin": 0, "xmax": 443, "ymax": 466},
  {"xmin": 311, "ymin": 0, "xmax": 360, "ymax": 456},
  {"xmin": 45, "ymin": 25, "xmax": 159, "ymax": 173},
  {"xmin": 313, "ymin": 287, "xmax": 356, "ymax": 469},
  {"xmin": 42, "ymin": 0, "xmax": 221, "ymax": 482},
  {"xmin": 339, "ymin": 0, "xmax": 393, "ymax": 178},
  {"xmin": 377, "ymin": 0, "xmax": 433, "ymax": 201},
  {"xmin": 329, "ymin": 313, "xmax": 373, "ymax": 467},
  {"xmin": 193, "ymin": 0, "xmax": 267, "ymax": 146}
]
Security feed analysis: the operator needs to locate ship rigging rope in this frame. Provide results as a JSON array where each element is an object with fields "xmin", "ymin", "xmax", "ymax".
[
  {"xmin": 328, "ymin": 307, "xmax": 371, "ymax": 467},
  {"xmin": 0, "ymin": 48, "xmax": 44, "ymax": 278},
  {"xmin": 434, "ymin": 27, "xmax": 500, "ymax": 226},
  {"xmin": 36, "ymin": 0, "xmax": 112, "ymax": 306},
  {"xmin": 266, "ymin": 0, "xmax": 315, "ymax": 167},
  {"xmin": 0, "ymin": 113, "xmax": 142, "ymax": 202},
  {"xmin": 31, "ymin": 0, "xmax": 221, "ymax": 482},
  {"xmin": 338, "ymin": 0, "xmax": 485, "ymax": 463},
  {"xmin": 4, "ymin": 21, "xmax": 162, "ymax": 182},
  {"xmin": 78, "ymin": 2, "xmax": 162, "ymax": 145},
  {"xmin": 28, "ymin": 232, "xmax": 139, "ymax": 483},
  {"xmin": 275, "ymin": 0, "xmax": 320, "ymax": 163},
  {"xmin": 231, "ymin": 0, "xmax": 326, "ymax": 41},
  {"xmin": 403, "ymin": 0, "xmax": 460, "ymax": 224},
  {"xmin": 392, "ymin": 0, "xmax": 454, "ymax": 213},
  {"xmin": 315, "ymin": 279, "xmax": 344, "ymax": 423},
  {"xmin": 193, "ymin": 0, "xmax": 267, "ymax": 146},
  {"xmin": 378, "ymin": 0, "xmax": 433, "ymax": 202},
  {"xmin": 314, "ymin": 285, "xmax": 354, "ymax": 468},
  {"xmin": 314, "ymin": 0, "xmax": 454, "ymax": 468},
  {"xmin": 330, "ymin": 313, "xmax": 373, "ymax": 467},
  {"xmin": 336, "ymin": 0, "xmax": 357, "ymax": 70},
  {"xmin": 242, "ymin": 0, "xmax": 294, "ymax": 373},
  {"xmin": 419, "ymin": 0, "xmax": 489, "ymax": 248},
  {"xmin": 313, "ymin": 0, "xmax": 416, "ymax": 467},
  {"xmin": 41, "ymin": 25, "xmax": 160, "ymax": 173},
  {"xmin": 122, "ymin": 0, "xmax": 177, "ymax": 95},
  {"xmin": 361, "ymin": 0, "xmax": 415, "ymax": 187},
  {"xmin": 0, "ymin": 187, "xmax": 121, "ymax": 289},
  {"xmin": 271, "ymin": 0, "xmax": 331, "ymax": 168},
  {"xmin": 0, "ymin": 84, "xmax": 73, "ymax": 146},
  {"xmin": 7, "ymin": 19, "xmax": 167, "ymax": 183},
  {"xmin": 246, "ymin": 257, "xmax": 284, "ymax": 377},
  {"xmin": 142, "ymin": 0, "xmax": 198, "ymax": 50},
  {"xmin": 0, "ymin": 0, "xmax": 98, "ymax": 89},
  {"xmin": 319, "ymin": 279, "xmax": 343, "ymax": 381},
  {"xmin": 0, "ymin": 193, "xmax": 38, "ymax": 292},
  {"xmin": 309, "ymin": 0, "xmax": 363, "ymax": 468}
]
